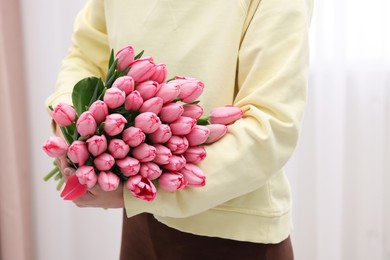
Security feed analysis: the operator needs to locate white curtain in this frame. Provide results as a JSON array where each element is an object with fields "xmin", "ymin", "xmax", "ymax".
[
  {"xmin": 288, "ymin": 0, "xmax": 390, "ymax": 259},
  {"xmin": 20, "ymin": 0, "xmax": 390, "ymax": 259}
]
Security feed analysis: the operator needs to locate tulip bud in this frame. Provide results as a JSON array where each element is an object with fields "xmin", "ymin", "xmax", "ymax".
[
  {"xmin": 67, "ymin": 140, "xmax": 90, "ymax": 166},
  {"xmin": 122, "ymin": 127, "xmax": 146, "ymax": 147},
  {"xmin": 125, "ymin": 175, "xmax": 157, "ymax": 201},
  {"xmin": 98, "ymin": 171, "xmax": 120, "ymax": 191},
  {"xmin": 134, "ymin": 112, "xmax": 161, "ymax": 134},
  {"xmin": 75, "ymin": 166, "xmax": 97, "ymax": 189},
  {"xmin": 88, "ymin": 100, "xmax": 108, "ymax": 124},
  {"xmin": 127, "ymin": 57, "xmax": 156, "ymax": 83},
  {"xmin": 86, "ymin": 135, "xmax": 108, "ymax": 157},
  {"xmin": 104, "ymin": 114, "xmax": 127, "ymax": 136},
  {"xmin": 162, "ymin": 155, "xmax": 186, "ymax": 172},
  {"xmin": 124, "ymin": 90, "xmax": 144, "ymax": 111},
  {"xmin": 169, "ymin": 116, "xmax": 196, "ymax": 135},
  {"xmin": 60, "ymin": 174, "xmax": 87, "ymax": 200},
  {"xmin": 159, "ymin": 103, "xmax": 184, "ymax": 123},
  {"xmin": 182, "ymin": 104, "xmax": 204, "ymax": 120},
  {"xmin": 135, "ymin": 80, "xmax": 159, "ymax": 100},
  {"xmin": 209, "ymin": 106, "xmax": 243, "ymax": 125},
  {"xmin": 165, "ymin": 136, "xmax": 189, "ymax": 155},
  {"xmin": 131, "ymin": 143, "xmax": 157, "ymax": 162},
  {"xmin": 148, "ymin": 124, "xmax": 172, "ymax": 144},
  {"xmin": 185, "ymin": 125, "xmax": 210, "ymax": 146},
  {"xmin": 158, "ymin": 172, "xmax": 187, "ymax": 192},
  {"xmin": 116, "ymin": 156, "xmax": 141, "ymax": 177},
  {"xmin": 139, "ymin": 97, "xmax": 163, "ymax": 114},
  {"xmin": 112, "ymin": 76, "xmax": 135, "ymax": 95},
  {"xmin": 42, "ymin": 136, "xmax": 68, "ymax": 158},
  {"xmin": 155, "ymin": 82, "xmax": 181, "ymax": 104},
  {"xmin": 149, "ymin": 63, "xmax": 167, "ymax": 84},
  {"xmin": 103, "ymin": 87, "xmax": 126, "ymax": 109},
  {"xmin": 108, "ymin": 139, "xmax": 130, "ymax": 159},
  {"xmin": 152, "ymin": 144, "xmax": 172, "ymax": 165},
  {"xmin": 51, "ymin": 102, "xmax": 76, "ymax": 126},
  {"xmin": 179, "ymin": 163, "xmax": 206, "ymax": 187},
  {"xmin": 204, "ymin": 124, "xmax": 228, "ymax": 144},
  {"xmin": 173, "ymin": 76, "xmax": 204, "ymax": 103},
  {"xmin": 76, "ymin": 111, "xmax": 97, "ymax": 137},
  {"xmin": 94, "ymin": 152, "xmax": 115, "ymax": 171},
  {"xmin": 183, "ymin": 146, "xmax": 207, "ymax": 164},
  {"xmin": 115, "ymin": 45, "xmax": 134, "ymax": 71},
  {"xmin": 139, "ymin": 162, "xmax": 162, "ymax": 180}
]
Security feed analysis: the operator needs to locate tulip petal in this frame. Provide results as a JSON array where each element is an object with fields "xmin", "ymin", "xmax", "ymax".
[{"xmin": 60, "ymin": 175, "xmax": 88, "ymax": 200}]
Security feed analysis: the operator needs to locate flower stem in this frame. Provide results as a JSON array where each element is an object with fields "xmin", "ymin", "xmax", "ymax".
[
  {"xmin": 56, "ymin": 178, "xmax": 65, "ymax": 191},
  {"xmin": 43, "ymin": 166, "xmax": 60, "ymax": 182}
]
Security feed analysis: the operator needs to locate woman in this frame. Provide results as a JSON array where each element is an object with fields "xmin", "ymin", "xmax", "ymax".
[{"xmin": 48, "ymin": 0, "xmax": 313, "ymax": 259}]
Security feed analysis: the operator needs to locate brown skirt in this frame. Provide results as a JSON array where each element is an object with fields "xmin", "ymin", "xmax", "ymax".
[{"xmin": 120, "ymin": 212, "xmax": 294, "ymax": 260}]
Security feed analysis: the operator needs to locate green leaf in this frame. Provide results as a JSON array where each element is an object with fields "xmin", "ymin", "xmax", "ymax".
[
  {"xmin": 108, "ymin": 49, "xmax": 115, "ymax": 68},
  {"xmin": 196, "ymin": 117, "xmax": 210, "ymax": 125},
  {"xmin": 105, "ymin": 59, "xmax": 118, "ymax": 87},
  {"xmin": 134, "ymin": 50, "xmax": 144, "ymax": 60},
  {"xmin": 72, "ymin": 77, "xmax": 105, "ymax": 115}
]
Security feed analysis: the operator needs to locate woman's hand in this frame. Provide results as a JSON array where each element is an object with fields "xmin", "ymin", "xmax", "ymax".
[{"xmin": 55, "ymin": 126, "xmax": 124, "ymax": 209}]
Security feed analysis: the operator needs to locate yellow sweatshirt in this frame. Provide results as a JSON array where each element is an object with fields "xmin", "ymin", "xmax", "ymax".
[{"xmin": 46, "ymin": 0, "xmax": 313, "ymax": 243}]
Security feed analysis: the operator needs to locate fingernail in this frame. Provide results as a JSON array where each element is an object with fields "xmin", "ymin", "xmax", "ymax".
[{"xmin": 64, "ymin": 167, "xmax": 74, "ymax": 176}]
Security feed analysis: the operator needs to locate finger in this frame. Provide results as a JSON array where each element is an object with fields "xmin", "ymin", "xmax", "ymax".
[{"xmin": 62, "ymin": 167, "xmax": 76, "ymax": 182}]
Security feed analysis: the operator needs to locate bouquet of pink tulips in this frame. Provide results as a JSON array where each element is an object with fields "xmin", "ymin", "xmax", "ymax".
[{"xmin": 42, "ymin": 45, "xmax": 243, "ymax": 201}]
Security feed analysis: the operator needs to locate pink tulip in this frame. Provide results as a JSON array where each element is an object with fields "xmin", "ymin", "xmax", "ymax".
[
  {"xmin": 112, "ymin": 76, "xmax": 135, "ymax": 95},
  {"xmin": 169, "ymin": 116, "xmax": 196, "ymax": 135},
  {"xmin": 148, "ymin": 124, "xmax": 172, "ymax": 144},
  {"xmin": 75, "ymin": 166, "xmax": 97, "ymax": 189},
  {"xmin": 183, "ymin": 146, "xmax": 207, "ymax": 164},
  {"xmin": 124, "ymin": 90, "xmax": 144, "ymax": 111},
  {"xmin": 94, "ymin": 152, "xmax": 115, "ymax": 171},
  {"xmin": 51, "ymin": 102, "xmax": 76, "ymax": 126},
  {"xmin": 149, "ymin": 63, "xmax": 167, "ymax": 84},
  {"xmin": 204, "ymin": 124, "xmax": 228, "ymax": 144},
  {"xmin": 159, "ymin": 103, "xmax": 184, "ymax": 123},
  {"xmin": 86, "ymin": 135, "xmax": 107, "ymax": 157},
  {"xmin": 135, "ymin": 80, "xmax": 159, "ymax": 100},
  {"xmin": 125, "ymin": 175, "xmax": 157, "ymax": 201},
  {"xmin": 88, "ymin": 100, "xmax": 108, "ymax": 124},
  {"xmin": 182, "ymin": 104, "xmax": 204, "ymax": 120},
  {"xmin": 67, "ymin": 140, "xmax": 89, "ymax": 166},
  {"xmin": 139, "ymin": 97, "xmax": 163, "ymax": 114},
  {"xmin": 155, "ymin": 82, "xmax": 181, "ymax": 104},
  {"xmin": 108, "ymin": 139, "xmax": 130, "ymax": 159},
  {"xmin": 165, "ymin": 136, "xmax": 189, "ymax": 155},
  {"xmin": 179, "ymin": 163, "xmax": 206, "ymax": 187},
  {"xmin": 122, "ymin": 127, "xmax": 146, "ymax": 147},
  {"xmin": 173, "ymin": 76, "xmax": 204, "ymax": 103},
  {"xmin": 158, "ymin": 172, "xmax": 187, "ymax": 192},
  {"xmin": 152, "ymin": 144, "xmax": 172, "ymax": 165},
  {"xmin": 162, "ymin": 155, "xmax": 186, "ymax": 172},
  {"xmin": 131, "ymin": 143, "xmax": 156, "ymax": 162},
  {"xmin": 139, "ymin": 162, "xmax": 162, "ymax": 180},
  {"xmin": 185, "ymin": 125, "xmax": 210, "ymax": 146},
  {"xmin": 76, "ymin": 111, "xmax": 97, "ymax": 137},
  {"xmin": 209, "ymin": 106, "xmax": 243, "ymax": 125},
  {"xmin": 98, "ymin": 171, "xmax": 120, "ymax": 191},
  {"xmin": 115, "ymin": 45, "xmax": 134, "ymax": 71},
  {"xmin": 116, "ymin": 156, "xmax": 140, "ymax": 177},
  {"xmin": 128, "ymin": 57, "xmax": 156, "ymax": 83},
  {"xmin": 104, "ymin": 114, "xmax": 127, "ymax": 136},
  {"xmin": 42, "ymin": 136, "xmax": 68, "ymax": 158},
  {"xmin": 134, "ymin": 112, "xmax": 161, "ymax": 134},
  {"xmin": 60, "ymin": 175, "xmax": 87, "ymax": 200},
  {"xmin": 103, "ymin": 87, "xmax": 126, "ymax": 109}
]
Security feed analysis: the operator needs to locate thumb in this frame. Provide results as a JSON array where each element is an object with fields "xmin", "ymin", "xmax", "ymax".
[{"xmin": 63, "ymin": 167, "xmax": 76, "ymax": 182}]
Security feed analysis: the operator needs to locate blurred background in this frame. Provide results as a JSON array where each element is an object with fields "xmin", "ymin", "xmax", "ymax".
[{"xmin": 1, "ymin": 0, "xmax": 389, "ymax": 259}]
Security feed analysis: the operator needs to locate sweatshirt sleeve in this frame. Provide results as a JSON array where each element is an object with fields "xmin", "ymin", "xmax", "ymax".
[
  {"xmin": 45, "ymin": 0, "xmax": 109, "ymax": 108},
  {"xmin": 124, "ymin": 0, "xmax": 313, "ymax": 218}
]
